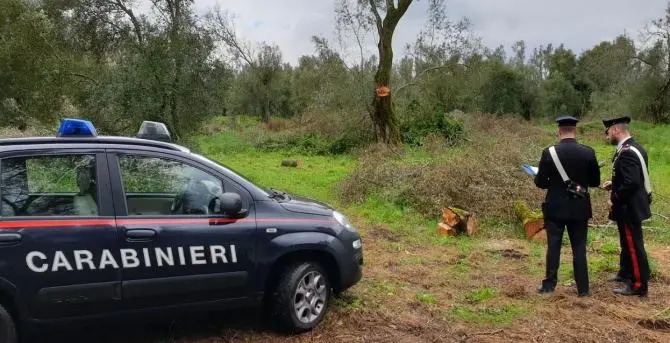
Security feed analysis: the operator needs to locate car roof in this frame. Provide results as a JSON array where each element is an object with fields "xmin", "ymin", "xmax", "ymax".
[
  {"xmin": 0, "ymin": 136, "xmax": 191, "ymax": 153},
  {"xmin": 0, "ymin": 134, "xmax": 273, "ymax": 200}
]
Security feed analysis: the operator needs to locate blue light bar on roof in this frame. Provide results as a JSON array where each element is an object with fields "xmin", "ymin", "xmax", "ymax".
[{"xmin": 57, "ymin": 118, "xmax": 98, "ymax": 137}]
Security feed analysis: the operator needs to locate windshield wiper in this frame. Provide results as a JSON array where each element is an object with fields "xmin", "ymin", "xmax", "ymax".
[{"xmin": 268, "ymin": 188, "xmax": 290, "ymax": 200}]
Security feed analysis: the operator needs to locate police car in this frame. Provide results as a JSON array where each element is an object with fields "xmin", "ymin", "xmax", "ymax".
[{"xmin": 0, "ymin": 119, "xmax": 363, "ymax": 342}]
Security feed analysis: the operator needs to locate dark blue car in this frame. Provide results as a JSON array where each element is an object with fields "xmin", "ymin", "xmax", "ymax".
[{"xmin": 0, "ymin": 119, "xmax": 363, "ymax": 342}]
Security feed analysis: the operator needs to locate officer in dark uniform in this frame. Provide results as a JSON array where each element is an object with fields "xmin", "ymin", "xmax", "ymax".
[
  {"xmin": 534, "ymin": 116, "xmax": 601, "ymax": 296},
  {"xmin": 602, "ymin": 116, "xmax": 652, "ymax": 297}
]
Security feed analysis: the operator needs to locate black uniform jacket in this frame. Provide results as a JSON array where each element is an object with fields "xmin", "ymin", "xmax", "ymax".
[
  {"xmin": 534, "ymin": 138, "xmax": 601, "ymax": 221},
  {"xmin": 609, "ymin": 138, "xmax": 652, "ymax": 223}
]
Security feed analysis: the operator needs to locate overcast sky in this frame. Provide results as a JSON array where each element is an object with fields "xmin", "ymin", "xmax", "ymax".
[{"xmin": 156, "ymin": 0, "xmax": 669, "ymax": 65}]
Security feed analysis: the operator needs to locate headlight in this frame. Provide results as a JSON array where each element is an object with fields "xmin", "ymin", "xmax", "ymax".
[{"xmin": 333, "ymin": 211, "xmax": 356, "ymax": 232}]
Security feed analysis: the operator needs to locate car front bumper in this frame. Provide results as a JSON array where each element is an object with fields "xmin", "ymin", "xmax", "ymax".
[{"xmin": 338, "ymin": 241, "xmax": 363, "ymax": 292}]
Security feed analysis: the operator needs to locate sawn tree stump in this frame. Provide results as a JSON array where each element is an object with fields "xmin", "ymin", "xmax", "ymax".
[
  {"xmin": 513, "ymin": 200, "xmax": 546, "ymax": 243},
  {"xmin": 436, "ymin": 207, "xmax": 478, "ymax": 237}
]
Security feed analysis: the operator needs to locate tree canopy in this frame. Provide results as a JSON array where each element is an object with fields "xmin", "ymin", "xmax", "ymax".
[{"xmin": 2, "ymin": 0, "xmax": 670, "ymax": 145}]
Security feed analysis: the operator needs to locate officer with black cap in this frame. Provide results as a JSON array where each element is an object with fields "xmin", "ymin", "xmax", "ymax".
[
  {"xmin": 534, "ymin": 116, "xmax": 601, "ymax": 296},
  {"xmin": 602, "ymin": 116, "xmax": 651, "ymax": 297}
]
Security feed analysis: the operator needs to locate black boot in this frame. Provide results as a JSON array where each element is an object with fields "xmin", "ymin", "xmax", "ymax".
[
  {"xmin": 613, "ymin": 283, "xmax": 647, "ymax": 297},
  {"xmin": 537, "ymin": 284, "xmax": 554, "ymax": 294}
]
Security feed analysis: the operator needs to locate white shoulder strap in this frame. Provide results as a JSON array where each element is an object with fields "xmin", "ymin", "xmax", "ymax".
[
  {"xmin": 626, "ymin": 146, "xmax": 652, "ymax": 194},
  {"xmin": 548, "ymin": 146, "xmax": 569, "ymax": 182}
]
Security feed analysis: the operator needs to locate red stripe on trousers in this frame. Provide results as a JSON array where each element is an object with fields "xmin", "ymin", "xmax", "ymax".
[{"xmin": 624, "ymin": 223, "xmax": 642, "ymax": 290}]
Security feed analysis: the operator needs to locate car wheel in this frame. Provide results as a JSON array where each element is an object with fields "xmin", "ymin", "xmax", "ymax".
[
  {"xmin": 0, "ymin": 304, "xmax": 17, "ymax": 343},
  {"xmin": 271, "ymin": 261, "xmax": 331, "ymax": 333}
]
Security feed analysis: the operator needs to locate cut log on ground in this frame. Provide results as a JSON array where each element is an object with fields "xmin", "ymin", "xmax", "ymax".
[
  {"xmin": 531, "ymin": 229, "xmax": 547, "ymax": 243},
  {"xmin": 513, "ymin": 200, "xmax": 545, "ymax": 242},
  {"xmin": 280, "ymin": 160, "xmax": 301, "ymax": 168},
  {"xmin": 436, "ymin": 207, "xmax": 478, "ymax": 237},
  {"xmin": 436, "ymin": 222, "xmax": 456, "ymax": 237},
  {"xmin": 442, "ymin": 207, "xmax": 460, "ymax": 227}
]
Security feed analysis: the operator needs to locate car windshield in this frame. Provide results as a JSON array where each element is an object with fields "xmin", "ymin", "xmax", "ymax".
[{"xmin": 188, "ymin": 152, "xmax": 270, "ymax": 196}]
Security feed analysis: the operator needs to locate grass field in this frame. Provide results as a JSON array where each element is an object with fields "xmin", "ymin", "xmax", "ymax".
[{"xmin": 57, "ymin": 116, "xmax": 670, "ymax": 342}]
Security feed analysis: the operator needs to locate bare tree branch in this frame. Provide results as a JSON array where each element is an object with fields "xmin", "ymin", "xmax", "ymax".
[
  {"xmin": 368, "ymin": 0, "xmax": 383, "ymax": 34},
  {"xmin": 395, "ymin": 65, "xmax": 452, "ymax": 93},
  {"xmin": 208, "ymin": 9, "xmax": 256, "ymax": 68},
  {"xmin": 68, "ymin": 72, "xmax": 99, "ymax": 85},
  {"xmin": 635, "ymin": 55, "xmax": 655, "ymax": 67},
  {"xmin": 385, "ymin": 0, "xmax": 395, "ymax": 12},
  {"xmin": 396, "ymin": 0, "xmax": 413, "ymax": 14},
  {"xmin": 104, "ymin": 0, "xmax": 145, "ymax": 46},
  {"xmin": 336, "ymin": 1, "xmax": 370, "ymax": 68}
]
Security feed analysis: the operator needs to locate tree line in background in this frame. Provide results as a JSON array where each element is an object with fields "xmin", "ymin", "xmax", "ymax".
[{"xmin": 2, "ymin": 0, "xmax": 670, "ymax": 147}]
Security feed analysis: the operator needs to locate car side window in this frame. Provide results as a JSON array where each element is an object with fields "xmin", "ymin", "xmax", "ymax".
[
  {"xmin": 118, "ymin": 154, "xmax": 237, "ymax": 216},
  {"xmin": 0, "ymin": 154, "xmax": 99, "ymax": 217}
]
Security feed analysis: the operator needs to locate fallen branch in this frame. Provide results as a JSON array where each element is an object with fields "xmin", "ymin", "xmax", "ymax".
[
  {"xmin": 639, "ymin": 226, "xmax": 668, "ymax": 232},
  {"xmin": 396, "ymin": 65, "xmax": 453, "ymax": 94},
  {"xmin": 653, "ymin": 212, "xmax": 670, "ymax": 221},
  {"xmin": 68, "ymin": 72, "xmax": 99, "ymax": 85},
  {"xmin": 588, "ymin": 223, "xmax": 615, "ymax": 229},
  {"xmin": 462, "ymin": 329, "xmax": 505, "ymax": 342},
  {"xmin": 471, "ymin": 329, "xmax": 504, "ymax": 336},
  {"xmin": 653, "ymin": 306, "xmax": 670, "ymax": 318}
]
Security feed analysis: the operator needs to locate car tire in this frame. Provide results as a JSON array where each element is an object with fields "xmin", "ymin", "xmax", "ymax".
[
  {"xmin": 0, "ymin": 304, "xmax": 17, "ymax": 343},
  {"xmin": 271, "ymin": 261, "xmax": 331, "ymax": 334}
]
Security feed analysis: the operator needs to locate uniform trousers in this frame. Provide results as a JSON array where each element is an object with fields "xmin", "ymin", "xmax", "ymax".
[
  {"xmin": 615, "ymin": 216, "xmax": 650, "ymax": 292},
  {"xmin": 542, "ymin": 219, "xmax": 589, "ymax": 294}
]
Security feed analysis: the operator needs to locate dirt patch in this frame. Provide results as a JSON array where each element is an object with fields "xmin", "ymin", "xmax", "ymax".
[
  {"xmin": 365, "ymin": 225, "xmax": 401, "ymax": 242},
  {"xmin": 502, "ymin": 284, "xmax": 529, "ymax": 299},
  {"xmin": 487, "ymin": 248, "xmax": 528, "ymax": 259},
  {"xmin": 482, "ymin": 239, "xmax": 530, "ymax": 252},
  {"xmin": 639, "ymin": 318, "xmax": 670, "ymax": 332}
]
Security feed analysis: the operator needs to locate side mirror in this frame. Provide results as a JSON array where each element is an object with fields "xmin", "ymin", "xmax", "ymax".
[{"xmin": 218, "ymin": 192, "xmax": 246, "ymax": 216}]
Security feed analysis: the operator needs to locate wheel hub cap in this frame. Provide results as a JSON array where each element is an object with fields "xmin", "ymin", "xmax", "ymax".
[{"xmin": 293, "ymin": 271, "xmax": 327, "ymax": 324}]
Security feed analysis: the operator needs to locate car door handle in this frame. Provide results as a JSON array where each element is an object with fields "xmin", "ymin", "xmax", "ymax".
[
  {"xmin": 0, "ymin": 233, "xmax": 21, "ymax": 246},
  {"xmin": 125, "ymin": 229, "xmax": 157, "ymax": 242}
]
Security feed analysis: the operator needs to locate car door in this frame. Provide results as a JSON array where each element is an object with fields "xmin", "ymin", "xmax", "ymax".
[
  {"xmin": 105, "ymin": 149, "xmax": 258, "ymax": 309},
  {"xmin": 0, "ymin": 150, "xmax": 122, "ymax": 320}
]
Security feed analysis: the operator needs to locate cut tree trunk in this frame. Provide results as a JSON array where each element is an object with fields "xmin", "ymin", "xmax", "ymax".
[
  {"xmin": 436, "ymin": 207, "xmax": 478, "ymax": 237},
  {"xmin": 280, "ymin": 160, "xmax": 301, "ymax": 168},
  {"xmin": 367, "ymin": 0, "xmax": 414, "ymax": 145},
  {"xmin": 370, "ymin": 37, "xmax": 400, "ymax": 145},
  {"xmin": 513, "ymin": 200, "xmax": 546, "ymax": 242}
]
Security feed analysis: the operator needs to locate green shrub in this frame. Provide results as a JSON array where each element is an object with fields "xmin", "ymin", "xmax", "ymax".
[
  {"xmin": 338, "ymin": 114, "xmax": 549, "ymax": 221},
  {"xmin": 399, "ymin": 101, "xmax": 465, "ymax": 146}
]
